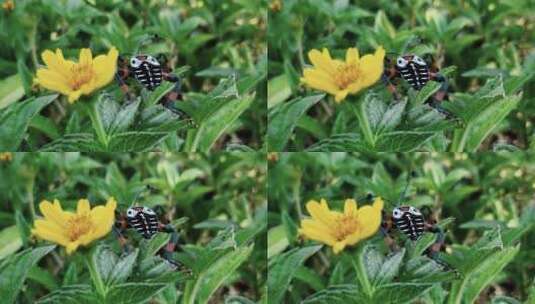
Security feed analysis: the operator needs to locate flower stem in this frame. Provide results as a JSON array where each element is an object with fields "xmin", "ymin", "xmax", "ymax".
[
  {"xmin": 86, "ymin": 252, "xmax": 106, "ymax": 298},
  {"xmin": 87, "ymin": 99, "xmax": 108, "ymax": 148},
  {"xmin": 353, "ymin": 245, "xmax": 373, "ymax": 298},
  {"xmin": 351, "ymin": 101, "xmax": 375, "ymax": 147}
]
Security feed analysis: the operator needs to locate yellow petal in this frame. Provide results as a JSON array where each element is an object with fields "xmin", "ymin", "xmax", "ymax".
[
  {"xmin": 299, "ymin": 219, "xmax": 336, "ymax": 245},
  {"xmin": 302, "ymin": 69, "xmax": 339, "ymax": 95},
  {"xmin": 305, "ymin": 199, "xmax": 335, "ymax": 226},
  {"xmin": 333, "ymin": 240, "xmax": 347, "ymax": 254},
  {"xmin": 345, "ymin": 48, "xmax": 360, "ymax": 65},
  {"xmin": 93, "ymin": 47, "xmax": 118, "ymax": 88},
  {"xmin": 68, "ymin": 90, "xmax": 83, "ymax": 103},
  {"xmin": 32, "ymin": 220, "xmax": 70, "ymax": 246},
  {"xmin": 344, "ymin": 199, "xmax": 358, "ymax": 217},
  {"xmin": 66, "ymin": 240, "xmax": 81, "ymax": 255},
  {"xmin": 343, "ymin": 230, "xmax": 363, "ymax": 246},
  {"xmin": 359, "ymin": 46, "xmax": 385, "ymax": 88},
  {"xmin": 77, "ymin": 199, "xmax": 91, "ymax": 215},
  {"xmin": 89, "ymin": 198, "xmax": 116, "ymax": 239},
  {"xmin": 356, "ymin": 200, "xmax": 384, "ymax": 239},
  {"xmin": 36, "ymin": 69, "xmax": 72, "ymax": 95},
  {"xmin": 79, "ymin": 48, "xmax": 93, "ymax": 66},
  {"xmin": 39, "ymin": 200, "xmax": 71, "ymax": 228},
  {"xmin": 335, "ymin": 90, "xmax": 349, "ymax": 103},
  {"xmin": 308, "ymin": 49, "xmax": 336, "ymax": 75}
]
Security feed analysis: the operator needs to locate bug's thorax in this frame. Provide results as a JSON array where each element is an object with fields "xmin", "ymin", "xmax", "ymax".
[
  {"xmin": 126, "ymin": 206, "xmax": 159, "ymax": 239},
  {"xmin": 129, "ymin": 55, "xmax": 163, "ymax": 91},
  {"xmin": 392, "ymin": 205, "xmax": 425, "ymax": 240},
  {"xmin": 395, "ymin": 55, "xmax": 430, "ymax": 90}
]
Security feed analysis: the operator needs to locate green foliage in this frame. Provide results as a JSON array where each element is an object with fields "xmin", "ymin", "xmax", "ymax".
[
  {"xmin": 268, "ymin": 0, "xmax": 535, "ymax": 151},
  {"xmin": 0, "ymin": 153, "xmax": 266, "ymax": 303},
  {"xmin": 268, "ymin": 152, "xmax": 535, "ymax": 303},
  {"xmin": 0, "ymin": 0, "xmax": 266, "ymax": 151}
]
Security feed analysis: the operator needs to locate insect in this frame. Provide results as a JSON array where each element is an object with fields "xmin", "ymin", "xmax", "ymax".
[
  {"xmin": 382, "ymin": 54, "xmax": 450, "ymax": 115},
  {"xmin": 115, "ymin": 54, "xmax": 185, "ymax": 116},
  {"xmin": 377, "ymin": 174, "xmax": 452, "ymax": 270},
  {"xmin": 114, "ymin": 206, "xmax": 186, "ymax": 270}
]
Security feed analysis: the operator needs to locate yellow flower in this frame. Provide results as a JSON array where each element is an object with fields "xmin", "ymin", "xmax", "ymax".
[
  {"xmin": 34, "ymin": 47, "xmax": 118, "ymax": 103},
  {"xmin": 0, "ymin": 152, "xmax": 12, "ymax": 161},
  {"xmin": 300, "ymin": 46, "xmax": 385, "ymax": 103},
  {"xmin": 32, "ymin": 198, "xmax": 117, "ymax": 254},
  {"xmin": 299, "ymin": 197, "xmax": 384, "ymax": 254},
  {"xmin": 2, "ymin": 0, "xmax": 14, "ymax": 10}
]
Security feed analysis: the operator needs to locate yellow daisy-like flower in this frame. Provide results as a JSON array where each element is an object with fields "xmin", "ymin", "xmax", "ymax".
[
  {"xmin": 32, "ymin": 198, "xmax": 117, "ymax": 254},
  {"xmin": 299, "ymin": 197, "xmax": 384, "ymax": 254},
  {"xmin": 0, "ymin": 152, "xmax": 12, "ymax": 161},
  {"xmin": 2, "ymin": 0, "xmax": 14, "ymax": 11},
  {"xmin": 34, "ymin": 47, "xmax": 118, "ymax": 103},
  {"xmin": 300, "ymin": 46, "xmax": 385, "ymax": 103}
]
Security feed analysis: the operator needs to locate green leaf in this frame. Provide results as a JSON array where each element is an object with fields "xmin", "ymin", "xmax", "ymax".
[
  {"xmin": 457, "ymin": 245, "xmax": 520, "ymax": 304},
  {"xmin": 371, "ymin": 249, "xmax": 405, "ymax": 287},
  {"xmin": 35, "ymin": 284, "xmax": 98, "ymax": 304},
  {"xmin": 145, "ymin": 82, "xmax": 175, "ymax": 107},
  {"xmin": 0, "ymin": 225, "xmax": 22, "ymax": 260},
  {"xmin": 414, "ymin": 81, "xmax": 441, "ymax": 106},
  {"xmin": 268, "ymin": 94, "xmax": 324, "ymax": 151},
  {"xmin": 108, "ymin": 100, "xmax": 141, "ymax": 135},
  {"xmin": 0, "ymin": 94, "xmax": 57, "ymax": 150},
  {"xmin": 105, "ymin": 282, "xmax": 167, "ymax": 304},
  {"xmin": 302, "ymin": 284, "xmax": 368, "ymax": 303},
  {"xmin": 190, "ymin": 94, "xmax": 254, "ymax": 152},
  {"xmin": 372, "ymin": 282, "xmax": 434, "ymax": 303},
  {"xmin": 184, "ymin": 244, "xmax": 254, "ymax": 304},
  {"xmin": 0, "ymin": 74, "xmax": 25, "ymax": 109},
  {"xmin": 94, "ymin": 246, "xmax": 119, "ymax": 283},
  {"xmin": 268, "ymin": 74, "xmax": 292, "ymax": 109},
  {"xmin": 105, "ymin": 249, "xmax": 139, "ymax": 286},
  {"xmin": 267, "ymin": 245, "xmax": 322, "ymax": 303},
  {"xmin": 0, "ymin": 245, "xmax": 55, "ymax": 303},
  {"xmin": 107, "ymin": 131, "xmax": 170, "ymax": 151},
  {"xmin": 140, "ymin": 233, "xmax": 171, "ymax": 261},
  {"xmin": 267, "ymin": 225, "xmax": 289, "ymax": 259},
  {"xmin": 408, "ymin": 233, "xmax": 437, "ymax": 258}
]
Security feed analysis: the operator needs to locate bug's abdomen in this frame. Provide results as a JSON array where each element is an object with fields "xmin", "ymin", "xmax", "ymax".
[
  {"xmin": 398, "ymin": 63, "xmax": 430, "ymax": 90},
  {"xmin": 132, "ymin": 63, "xmax": 162, "ymax": 91},
  {"xmin": 394, "ymin": 213, "xmax": 425, "ymax": 240},
  {"xmin": 128, "ymin": 213, "xmax": 159, "ymax": 239}
]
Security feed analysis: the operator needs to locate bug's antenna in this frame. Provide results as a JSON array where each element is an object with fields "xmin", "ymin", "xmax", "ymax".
[
  {"xmin": 397, "ymin": 170, "xmax": 415, "ymax": 206},
  {"xmin": 129, "ymin": 185, "xmax": 151, "ymax": 207}
]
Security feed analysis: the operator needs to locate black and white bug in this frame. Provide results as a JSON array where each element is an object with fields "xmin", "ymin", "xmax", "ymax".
[
  {"xmin": 395, "ymin": 55, "xmax": 430, "ymax": 90},
  {"xmin": 115, "ymin": 54, "xmax": 186, "ymax": 117},
  {"xmin": 382, "ymin": 53, "xmax": 450, "ymax": 116},
  {"xmin": 391, "ymin": 205, "xmax": 425, "ymax": 241},
  {"xmin": 129, "ymin": 55, "xmax": 163, "ymax": 91},
  {"xmin": 114, "ymin": 206, "xmax": 189, "ymax": 271},
  {"xmin": 125, "ymin": 206, "xmax": 159, "ymax": 239}
]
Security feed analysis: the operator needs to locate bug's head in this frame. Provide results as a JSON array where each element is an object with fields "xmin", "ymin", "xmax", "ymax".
[
  {"xmin": 395, "ymin": 55, "xmax": 427, "ymax": 69},
  {"xmin": 129, "ymin": 55, "xmax": 160, "ymax": 68},
  {"xmin": 392, "ymin": 205, "xmax": 422, "ymax": 219},
  {"xmin": 126, "ymin": 206, "xmax": 156, "ymax": 219}
]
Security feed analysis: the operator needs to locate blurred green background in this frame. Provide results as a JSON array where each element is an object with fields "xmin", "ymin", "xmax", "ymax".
[
  {"xmin": 268, "ymin": 152, "xmax": 535, "ymax": 303},
  {"xmin": 268, "ymin": 0, "xmax": 535, "ymax": 151},
  {"xmin": 0, "ymin": 152, "xmax": 267, "ymax": 303},
  {"xmin": 0, "ymin": 0, "xmax": 267, "ymax": 151}
]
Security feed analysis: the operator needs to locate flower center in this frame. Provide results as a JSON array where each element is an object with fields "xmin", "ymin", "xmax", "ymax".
[
  {"xmin": 333, "ymin": 215, "xmax": 360, "ymax": 241},
  {"xmin": 70, "ymin": 63, "xmax": 95, "ymax": 90},
  {"xmin": 334, "ymin": 64, "xmax": 360, "ymax": 89},
  {"xmin": 67, "ymin": 215, "xmax": 94, "ymax": 241}
]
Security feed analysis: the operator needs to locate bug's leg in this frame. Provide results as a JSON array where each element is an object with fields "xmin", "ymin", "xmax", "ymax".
[
  {"xmin": 159, "ymin": 72, "xmax": 188, "ymax": 116},
  {"xmin": 158, "ymin": 223, "xmax": 190, "ymax": 272},
  {"xmin": 382, "ymin": 64, "xmax": 402, "ymax": 101},
  {"xmin": 113, "ymin": 219, "xmax": 133, "ymax": 255},
  {"xmin": 115, "ymin": 62, "xmax": 135, "ymax": 102},
  {"xmin": 427, "ymin": 72, "xmax": 453, "ymax": 117}
]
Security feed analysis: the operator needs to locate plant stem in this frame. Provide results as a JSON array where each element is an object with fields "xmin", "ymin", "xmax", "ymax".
[
  {"xmin": 351, "ymin": 101, "xmax": 375, "ymax": 147},
  {"xmin": 87, "ymin": 99, "xmax": 108, "ymax": 148},
  {"xmin": 353, "ymin": 245, "xmax": 373, "ymax": 298},
  {"xmin": 85, "ymin": 253, "xmax": 106, "ymax": 298}
]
